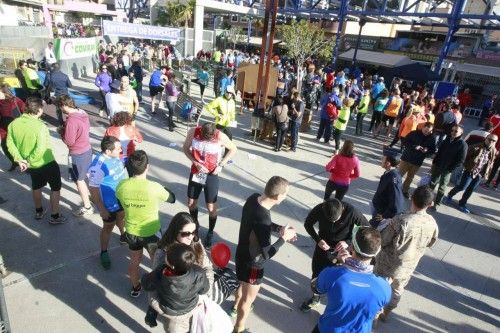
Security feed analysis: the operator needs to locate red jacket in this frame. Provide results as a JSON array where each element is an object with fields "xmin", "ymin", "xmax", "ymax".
[
  {"xmin": 104, "ymin": 124, "xmax": 143, "ymax": 159},
  {"xmin": 325, "ymin": 154, "xmax": 360, "ymax": 185},
  {"xmin": 0, "ymin": 97, "xmax": 25, "ymax": 139}
]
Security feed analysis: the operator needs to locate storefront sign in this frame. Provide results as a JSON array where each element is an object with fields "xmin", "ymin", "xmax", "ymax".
[
  {"xmin": 54, "ymin": 37, "xmax": 98, "ymax": 60},
  {"xmin": 383, "ymin": 50, "xmax": 437, "ymax": 62},
  {"xmin": 102, "ymin": 20, "xmax": 180, "ymax": 41},
  {"xmin": 342, "ymin": 35, "xmax": 379, "ymax": 51},
  {"xmin": 476, "ymin": 50, "xmax": 500, "ymax": 61}
]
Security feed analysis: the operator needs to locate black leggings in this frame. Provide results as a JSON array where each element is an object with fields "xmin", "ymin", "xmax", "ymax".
[
  {"xmin": 191, "ymin": 79, "xmax": 206, "ymax": 96},
  {"xmin": 215, "ymin": 124, "xmax": 232, "ymax": 157},
  {"xmin": 1, "ymin": 138, "xmax": 14, "ymax": 164},
  {"xmin": 368, "ymin": 112, "xmax": 382, "ymax": 131},
  {"xmin": 332, "ymin": 128, "xmax": 344, "ymax": 151},
  {"xmin": 324, "ymin": 180, "xmax": 349, "ymax": 201},
  {"xmin": 355, "ymin": 113, "xmax": 366, "ymax": 134},
  {"xmin": 275, "ymin": 122, "xmax": 287, "ymax": 150}
]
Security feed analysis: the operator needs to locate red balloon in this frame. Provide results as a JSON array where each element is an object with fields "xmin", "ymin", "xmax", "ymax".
[{"xmin": 210, "ymin": 242, "xmax": 231, "ymax": 269}]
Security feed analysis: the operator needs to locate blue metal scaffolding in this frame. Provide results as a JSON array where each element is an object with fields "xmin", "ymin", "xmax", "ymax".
[{"xmin": 242, "ymin": 0, "xmax": 500, "ymax": 72}]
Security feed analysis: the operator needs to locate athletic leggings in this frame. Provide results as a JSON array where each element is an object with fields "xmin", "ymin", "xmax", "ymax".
[{"xmin": 368, "ymin": 111, "xmax": 382, "ymax": 131}]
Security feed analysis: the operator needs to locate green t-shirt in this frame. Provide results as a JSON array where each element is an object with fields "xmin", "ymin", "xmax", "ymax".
[
  {"xmin": 116, "ymin": 178, "xmax": 169, "ymax": 237},
  {"xmin": 6, "ymin": 114, "xmax": 55, "ymax": 168}
]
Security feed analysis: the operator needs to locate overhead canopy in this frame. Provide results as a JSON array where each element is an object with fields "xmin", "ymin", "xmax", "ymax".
[
  {"xmin": 339, "ymin": 49, "xmax": 413, "ymax": 68},
  {"xmin": 383, "ymin": 62, "xmax": 441, "ymax": 82},
  {"xmin": 454, "ymin": 63, "xmax": 500, "ymax": 78}
]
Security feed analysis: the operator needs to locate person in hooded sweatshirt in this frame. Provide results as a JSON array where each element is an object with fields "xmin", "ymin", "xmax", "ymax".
[
  {"xmin": 142, "ymin": 243, "xmax": 209, "ymax": 333},
  {"xmin": 56, "ymin": 95, "xmax": 93, "ymax": 217}
]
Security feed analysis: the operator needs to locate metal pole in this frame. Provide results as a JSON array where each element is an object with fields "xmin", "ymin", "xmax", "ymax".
[
  {"xmin": 253, "ymin": 0, "xmax": 272, "ymax": 142},
  {"xmin": 352, "ymin": 17, "xmax": 366, "ymax": 66},
  {"xmin": 434, "ymin": 0, "xmax": 466, "ymax": 73},
  {"xmin": 261, "ymin": 0, "xmax": 279, "ymax": 107},
  {"xmin": 331, "ymin": 0, "xmax": 349, "ymax": 68},
  {"xmin": 247, "ymin": 18, "xmax": 252, "ymax": 51}
]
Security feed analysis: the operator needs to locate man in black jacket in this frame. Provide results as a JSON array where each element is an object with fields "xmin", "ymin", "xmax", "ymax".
[
  {"xmin": 300, "ymin": 198, "xmax": 369, "ymax": 312},
  {"xmin": 399, "ymin": 122, "xmax": 436, "ymax": 197},
  {"xmin": 371, "ymin": 147, "xmax": 406, "ymax": 226},
  {"xmin": 430, "ymin": 125, "xmax": 467, "ymax": 210}
]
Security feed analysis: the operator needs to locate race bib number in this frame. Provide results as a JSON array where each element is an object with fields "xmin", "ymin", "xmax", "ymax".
[{"xmin": 192, "ymin": 172, "xmax": 207, "ymax": 185}]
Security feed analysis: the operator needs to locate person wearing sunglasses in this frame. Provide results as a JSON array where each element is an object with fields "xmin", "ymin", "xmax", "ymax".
[
  {"xmin": 144, "ymin": 212, "xmax": 213, "ymax": 328},
  {"xmin": 430, "ymin": 125, "xmax": 467, "ymax": 210},
  {"xmin": 444, "ymin": 134, "xmax": 498, "ymax": 213}
]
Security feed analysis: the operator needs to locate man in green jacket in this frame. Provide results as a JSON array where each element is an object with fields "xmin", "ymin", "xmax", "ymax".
[
  {"xmin": 6, "ymin": 97, "xmax": 66, "ymax": 224},
  {"xmin": 205, "ymin": 85, "xmax": 236, "ymax": 155}
]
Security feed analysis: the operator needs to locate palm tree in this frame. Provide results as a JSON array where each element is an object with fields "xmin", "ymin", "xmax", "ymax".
[{"xmin": 166, "ymin": 0, "xmax": 195, "ymax": 56}]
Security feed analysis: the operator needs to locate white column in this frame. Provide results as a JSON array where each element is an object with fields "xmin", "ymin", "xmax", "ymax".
[{"xmin": 194, "ymin": 4, "xmax": 204, "ymax": 55}]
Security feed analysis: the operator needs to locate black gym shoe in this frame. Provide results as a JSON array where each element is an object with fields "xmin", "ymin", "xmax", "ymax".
[
  {"xmin": 204, "ymin": 231, "xmax": 214, "ymax": 248},
  {"xmin": 119, "ymin": 234, "xmax": 127, "ymax": 245},
  {"xmin": 145, "ymin": 306, "xmax": 158, "ymax": 327},
  {"xmin": 130, "ymin": 283, "xmax": 142, "ymax": 297},
  {"xmin": 300, "ymin": 296, "xmax": 320, "ymax": 312}
]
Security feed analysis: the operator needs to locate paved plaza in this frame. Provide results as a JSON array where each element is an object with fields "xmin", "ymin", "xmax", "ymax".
[{"xmin": 0, "ymin": 75, "xmax": 499, "ymax": 333}]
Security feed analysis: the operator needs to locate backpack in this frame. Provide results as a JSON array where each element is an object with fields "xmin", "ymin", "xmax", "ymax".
[
  {"xmin": 326, "ymin": 102, "xmax": 338, "ymax": 120},
  {"xmin": 180, "ymin": 101, "xmax": 192, "ymax": 120}
]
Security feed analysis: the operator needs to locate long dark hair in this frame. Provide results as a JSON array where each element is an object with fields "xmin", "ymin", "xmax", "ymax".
[{"xmin": 158, "ymin": 212, "xmax": 204, "ymax": 265}]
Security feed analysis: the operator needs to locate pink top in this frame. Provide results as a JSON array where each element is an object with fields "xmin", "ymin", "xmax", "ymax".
[
  {"xmin": 63, "ymin": 110, "xmax": 91, "ymax": 155},
  {"xmin": 325, "ymin": 154, "xmax": 360, "ymax": 185}
]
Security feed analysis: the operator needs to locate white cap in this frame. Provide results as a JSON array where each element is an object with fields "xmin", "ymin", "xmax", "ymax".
[{"xmin": 226, "ymin": 85, "xmax": 235, "ymax": 94}]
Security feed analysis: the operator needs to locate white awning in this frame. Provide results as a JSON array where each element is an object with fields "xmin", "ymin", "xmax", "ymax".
[
  {"xmin": 339, "ymin": 49, "xmax": 413, "ymax": 68},
  {"xmin": 454, "ymin": 63, "xmax": 500, "ymax": 78}
]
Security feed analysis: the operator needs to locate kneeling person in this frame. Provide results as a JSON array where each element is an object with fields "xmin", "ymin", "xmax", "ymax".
[
  {"xmin": 300, "ymin": 198, "xmax": 369, "ymax": 312},
  {"xmin": 116, "ymin": 150, "xmax": 176, "ymax": 297},
  {"xmin": 312, "ymin": 227, "xmax": 391, "ymax": 333}
]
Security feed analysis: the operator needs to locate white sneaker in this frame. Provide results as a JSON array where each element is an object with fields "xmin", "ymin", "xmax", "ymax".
[{"xmin": 73, "ymin": 206, "xmax": 94, "ymax": 217}]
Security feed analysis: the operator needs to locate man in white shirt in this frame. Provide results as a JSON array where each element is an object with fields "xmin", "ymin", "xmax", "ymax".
[{"xmin": 45, "ymin": 42, "xmax": 57, "ymax": 66}]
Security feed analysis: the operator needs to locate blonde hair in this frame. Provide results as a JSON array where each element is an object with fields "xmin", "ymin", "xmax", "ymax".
[{"xmin": 0, "ymin": 83, "xmax": 15, "ymax": 99}]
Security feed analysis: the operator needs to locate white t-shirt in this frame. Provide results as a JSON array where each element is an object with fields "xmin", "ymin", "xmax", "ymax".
[
  {"xmin": 45, "ymin": 47, "xmax": 56, "ymax": 65},
  {"xmin": 106, "ymin": 92, "xmax": 127, "ymax": 119}
]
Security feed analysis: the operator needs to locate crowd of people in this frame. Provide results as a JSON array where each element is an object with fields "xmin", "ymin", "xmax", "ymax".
[{"xmin": 1, "ymin": 40, "xmax": 500, "ymax": 333}]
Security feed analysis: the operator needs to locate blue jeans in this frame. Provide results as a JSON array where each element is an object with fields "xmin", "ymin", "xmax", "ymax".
[
  {"xmin": 447, "ymin": 171, "xmax": 482, "ymax": 206},
  {"xmin": 289, "ymin": 121, "xmax": 300, "ymax": 149},
  {"xmin": 316, "ymin": 118, "xmax": 332, "ymax": 142}
]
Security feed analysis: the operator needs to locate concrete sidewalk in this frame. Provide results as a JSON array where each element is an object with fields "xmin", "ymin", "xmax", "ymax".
[{"xmin": 0, "ymin": 74, "xmax": 498, "ymax": 333}]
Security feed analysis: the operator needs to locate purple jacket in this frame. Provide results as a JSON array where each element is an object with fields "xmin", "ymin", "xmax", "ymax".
[{"xmin": 95, "ymin": 72, "xmax": 112, "ymax": 93}]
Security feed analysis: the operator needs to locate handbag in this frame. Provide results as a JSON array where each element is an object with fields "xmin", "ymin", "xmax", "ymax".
[
  {"xmin": 12, "ymin": 99, "xmax": 22, "ymax": 118},
  {"xmin": 211, "ymin": 268, "xmax": 239, "ymax": 304},
  {"xmin": 190, "ymin": 295, "xmax": 233, "ymax": 333}
]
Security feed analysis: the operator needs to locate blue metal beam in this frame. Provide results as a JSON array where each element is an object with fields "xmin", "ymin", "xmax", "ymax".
[
  {"xmin": 310, "ymin": 0, "xmax": 324, "ymax": 10},
  {"xmin": 402, "ymin": 0, "xmax": 422, "ymax": 13},
  {"xmin": 332, "ymin": 0, "xmax": 350, "ymax": 67},
  {"xmin": 434, "ymin": 0, "xmax": 467, "ymax": 73}
]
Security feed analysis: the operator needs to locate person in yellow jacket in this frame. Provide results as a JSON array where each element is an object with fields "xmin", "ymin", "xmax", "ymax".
[
  {"xmin": 333, "ymin": 97, "xmax": 355, "ymax": 153},
  {"xmin": 355, "ymin": 90, "xmax": 370, "ymax": 135},
  {"xmin": 204, "ymin": 85, "xmax": 236, "ymax": 153}
]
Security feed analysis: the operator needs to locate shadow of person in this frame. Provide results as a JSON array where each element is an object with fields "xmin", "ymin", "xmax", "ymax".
[{"xmin": 71, "ymin": 63, "xmax": 79, "ymax": 80}]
